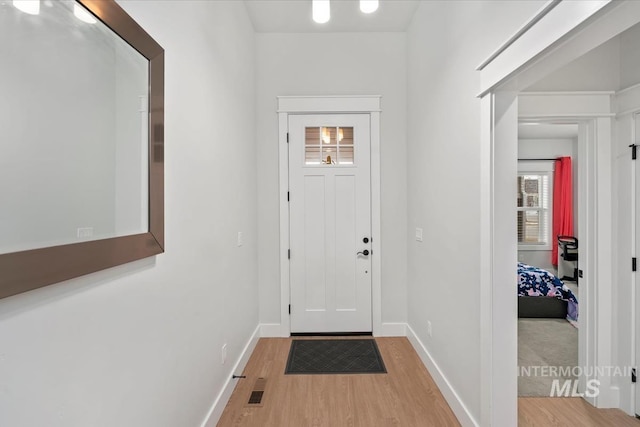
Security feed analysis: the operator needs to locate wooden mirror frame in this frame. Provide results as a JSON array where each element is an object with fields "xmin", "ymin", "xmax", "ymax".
[{"xmin": 0, "ymin": 0, "xmax": 164, "ymax": 299}]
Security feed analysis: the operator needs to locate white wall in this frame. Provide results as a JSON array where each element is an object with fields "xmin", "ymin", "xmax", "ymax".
[
  {"xmin": 518, "ymin": 138, "xmax": 578, "ymax": 271},
  {"xmin": 256, "ymin": 33, "xmax": 408, "ymax": 328},
  {"xmin": 0, "ymin": 2, "xmax": 258, "ymax": 426},
  {"xmin": 612, "ymin": 25, "xmax": 640, "ymax": 407},
  {"xmin": 607, "ymin": 22, "xmax": 640, "ymax": 414},
  {"xmin": 528, "ymin": 20, "xmax": 640, "ymax": 93},
  {"xmin": 620, "ymin": 23, "xmax": 640, "ymax": 89},
  {"xmin": 613, "ymin": 111, "xmax": 636, "ymax": 413},
  {"xmin": 406, "ymin": 0, "xmax": 547, "ymax": 423},
  {"xmin": 526, "ymin": 36, "xmax": 621, "ymax": 91},
  {"xmin": 518, "ymin": 138, "xmax": 577, "ymax": 160}
]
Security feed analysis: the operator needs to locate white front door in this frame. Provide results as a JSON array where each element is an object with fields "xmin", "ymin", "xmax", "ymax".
[{"xmin": 288, "ymin": 114, "xmax": 372, "ymax": 333}]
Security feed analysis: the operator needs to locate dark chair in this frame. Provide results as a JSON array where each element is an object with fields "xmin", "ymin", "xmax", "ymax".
[{"xmin": 558, "ymin": 236, "xmax": 578, "ymax": 282}]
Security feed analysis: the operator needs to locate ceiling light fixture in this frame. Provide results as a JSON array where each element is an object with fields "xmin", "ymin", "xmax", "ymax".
[
  {"xmin": 322, "ymin": 127, "xmax": 331, "ymax": 144},
  {"xmin": 13, "ymin": 0, "xmax": 40, "ymax": 15},
  {"xmin": 312, "ymin": 0, "xmax": 330, "ymax": 24},
  {"xmin": 360, "ymin": 0, "xmax": 379, "ymax": 14}
]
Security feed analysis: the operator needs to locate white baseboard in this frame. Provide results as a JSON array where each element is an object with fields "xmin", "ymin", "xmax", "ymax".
[
  {"xmin": 259, "ymin": 322, "xmax": 407, "ymax": 337},
  {"xmin": 601, "ymin": 385, "xmax": 620, "ymax": 409},
  {"xmin": 201, "ymin": 324, "xmax": 261, "ymax": 427},
  {"xmin": 377, "ymin": 322, "xmax": 407, "ymax": 337},
  {"xmin": 260, "ymin": 323, "xmax": 287, "ymax": 337},
  {"xmin": 406, "ymin": 324, "xmax": 478, "ymax": 427}
]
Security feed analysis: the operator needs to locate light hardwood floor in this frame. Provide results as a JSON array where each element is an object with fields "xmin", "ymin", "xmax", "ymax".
[
  {"xmin": 217, "ymin": 337, "xmax": 460, "ymax": 426},
  {"xmin": 519, "ymin": 397, "xmax": 640, "ymax": 427},
  {"xmin": 217, "ymin": 337, "xmax": 640, "ymax": 427}
]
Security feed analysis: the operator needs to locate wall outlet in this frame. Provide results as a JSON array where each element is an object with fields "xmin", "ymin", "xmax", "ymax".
[
  {"xmin": 427, "ymin": 321, "xmax": 432, "ymax": 337},
  {"xmin": 415, "ymin": 228, "xmax": 423, "ymax": 242},
  {"xmin": 237, "ymin": 232, "xmax": 243, "ymax": 247},
  {"xmin": 77, "ymin": 227, "xmax": 93, "ymax": 238},
  {"xmin": 221, "ymin": 344, "xmax": 227, "ymax": 364}
]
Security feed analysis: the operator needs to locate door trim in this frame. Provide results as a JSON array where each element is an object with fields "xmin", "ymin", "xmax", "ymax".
[
  {"xmin": 276, "ymin": 96, "xmax": 382, "ymax": 337},
  {"xmin": 518, "ymin": 91, "xmax": 616, "ymax": 406},
  {"xmin": 517, "ymin": 116, "xmax": 611, "ymax": 408}
]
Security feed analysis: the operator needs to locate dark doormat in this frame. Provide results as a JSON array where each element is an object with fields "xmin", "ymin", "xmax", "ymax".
[{"xmin": 285, "ymin": 339, "xmax": 387, "ymax": 375}]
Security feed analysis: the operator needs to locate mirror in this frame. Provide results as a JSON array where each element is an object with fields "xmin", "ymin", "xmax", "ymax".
[{"xmin": 0, "ymin": 0, "xmax": 164, "ymax": 299}]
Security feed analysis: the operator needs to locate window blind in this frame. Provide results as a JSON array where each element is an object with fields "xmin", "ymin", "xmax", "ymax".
[{"xmin": 517, "ymin": 173, "xmax": 551, "ymax": 247}]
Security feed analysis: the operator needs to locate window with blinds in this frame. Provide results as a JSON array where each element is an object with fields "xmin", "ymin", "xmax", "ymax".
[{"xmin": 517, "ymin": 172, "xmax": 551, "ymax": 248}]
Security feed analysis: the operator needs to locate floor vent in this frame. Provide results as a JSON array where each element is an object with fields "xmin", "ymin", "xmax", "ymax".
[
  {"xmin": 248, "ymin": 390, "xmax": 264, "ymax": 405},
  {"xmin": 246, "ymin": 377, "xmax": 267, "ymax": 406}
]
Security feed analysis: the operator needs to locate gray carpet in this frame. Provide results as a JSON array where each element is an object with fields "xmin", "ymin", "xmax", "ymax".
[{"xmin": 518, "ymin": 318, "xmax": 578, "ymax": 396}]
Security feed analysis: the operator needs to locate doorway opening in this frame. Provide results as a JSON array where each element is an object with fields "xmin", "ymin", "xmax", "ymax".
[
  {"xmin": 480, "ymin": 2, "xmax": 640, "ymax": 423},
  {"xmin": 516, "ymin": 121, "xmax": 581, "ymax": 398}
]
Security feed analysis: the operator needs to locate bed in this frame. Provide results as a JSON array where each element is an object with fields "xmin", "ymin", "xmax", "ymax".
[{"xmin": 517, "ymin": 262, "xmax": 578, "ymax": 322}]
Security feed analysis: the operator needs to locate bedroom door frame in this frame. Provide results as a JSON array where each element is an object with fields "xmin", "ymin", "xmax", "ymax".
[
  {"xmin": 516, "ymin": 97, "xmax": 614, "ymax": 404},
  {"xmin": 275, "ymin": 95, "xmax": 382, "ymax": 337},
  {"xmin": 478, "ymin": 1, "xmax": 639, "ymax": 424},
  {"xmin": 483, "ymin": 84, "xmax": 614, "ymax": 423}
]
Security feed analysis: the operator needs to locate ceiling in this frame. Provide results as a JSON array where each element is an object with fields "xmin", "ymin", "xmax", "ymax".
[
  {"xmin": 518, "ymin": 123, "xmax": 579, "ymax": 139},
  {"xmin": 243, "ymin": 0, "xmax": 420, "ymax": 33},
  {"xmin": 243, "ymin": 1, "xmax": 578, "ymax": 142}
]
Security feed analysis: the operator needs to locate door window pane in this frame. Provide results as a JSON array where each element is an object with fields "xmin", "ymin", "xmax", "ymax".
[
  {"xmin": 305, "ymin": 146, "xmax": 321, "ymax": 164},
  {"xmin": 305, "ymin": 126, "xmax": 354, "ymax": 165},
  {"xmin": 339, "ymin": 145, "xmax": 354, "ymax": 164}
]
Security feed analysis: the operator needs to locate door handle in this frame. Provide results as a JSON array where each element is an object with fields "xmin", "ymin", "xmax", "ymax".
[{"xmin": 357, "ymin": 249, "xmax": 370, "ymax": 256}]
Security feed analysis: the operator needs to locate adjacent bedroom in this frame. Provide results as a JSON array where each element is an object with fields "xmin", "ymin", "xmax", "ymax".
[{"xmin": 517, "ymin": 122, "xmax": 580, "ymax": 397}]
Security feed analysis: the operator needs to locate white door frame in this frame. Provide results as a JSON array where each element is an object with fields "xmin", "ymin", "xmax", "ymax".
[
  {"xmin": 276, "ymin": 96, "xmax": 382, "ymax": 337},
  {"xmin": 518, "ymin": 92, "xmax": 615, "ymax": 406},
  {"xmin": 635, "ymin": 110, "xmax": 640, "ymax": 416},
  {"xmin": 479, "ymin": 1, "xmax": 640, "ymax": 425}
]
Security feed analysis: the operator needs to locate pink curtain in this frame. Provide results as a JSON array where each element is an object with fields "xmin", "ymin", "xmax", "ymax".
[{"xmin": 552, "ymin": 157, "xmax": 573, "ymax": 265}]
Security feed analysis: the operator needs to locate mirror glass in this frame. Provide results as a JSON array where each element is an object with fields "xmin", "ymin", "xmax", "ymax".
[{"xmin": 0, "ymin": 0, "xmax": 149, "ymax": 254}]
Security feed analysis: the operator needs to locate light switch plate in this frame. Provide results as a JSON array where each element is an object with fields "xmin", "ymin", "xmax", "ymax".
[{"xmin": 415, "ymin": 228, "xmax": 423, "ymax": 242}]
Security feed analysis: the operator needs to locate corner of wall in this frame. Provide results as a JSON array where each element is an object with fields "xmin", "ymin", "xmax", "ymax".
[
  {"xmin": 377, "ymin": 322, "xmax": 407, "ymax": 337},
  {"xmin": 201, "ymin": 324, "xmax": 261, "ymax": 427},
  {"xmin": 406, "ymin": 324, "xmax": 478, "ymax": 427},
  {"xmin": 260, "ymin": 323, "xmax": 288, "ymax": 338}
]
